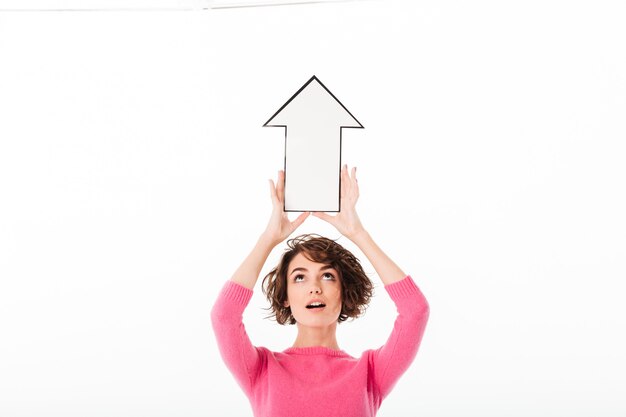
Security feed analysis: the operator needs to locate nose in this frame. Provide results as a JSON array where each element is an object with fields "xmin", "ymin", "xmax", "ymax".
[{"xmin": 309, "ymin": 286, "xmax": 321, "ymax": 294}]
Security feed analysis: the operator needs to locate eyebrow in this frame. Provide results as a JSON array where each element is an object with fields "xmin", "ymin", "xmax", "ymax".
[{"xmin": 289, "ymin": 265, "xmax": 335, "ymax": 276}]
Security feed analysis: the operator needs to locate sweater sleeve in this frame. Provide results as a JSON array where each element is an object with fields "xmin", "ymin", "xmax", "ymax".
[
  {"xmin": 210, "ymin": 280, "xmax": 264, "ymax": 398},
  {"xmin": 371, "ymin": 275, "xmax": 430, "ymax": 400}
]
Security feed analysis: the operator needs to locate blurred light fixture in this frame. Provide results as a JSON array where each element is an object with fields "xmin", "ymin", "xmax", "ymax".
[{"xmin": 0, "ymin": 0, "xmax": 365, "ymax": 11}]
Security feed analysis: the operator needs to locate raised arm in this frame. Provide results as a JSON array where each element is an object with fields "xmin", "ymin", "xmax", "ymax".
[
  {"xmin": 312, "ymin": 165, "xmax": 404, "ymax": 285},
  {"xmin": 314, "ymin": 165, "xmax": 429, "ymax": 398},
  {"xmin": 231, "ymin": 170, "xmax": 310, "ymax": 290},
  {"xmin": 211, "ymin": 170, "xmax": 309, "ymax": 396}
]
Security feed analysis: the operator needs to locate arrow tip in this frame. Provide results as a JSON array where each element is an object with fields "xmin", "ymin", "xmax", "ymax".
[{"xmin": 264, "ymin": 75, "xmax": 363, "ymax": 128}]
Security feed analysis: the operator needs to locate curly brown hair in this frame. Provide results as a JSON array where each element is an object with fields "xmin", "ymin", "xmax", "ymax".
[{"xmin": 261, "ymin": 234, "xmax": 373, "ymax": 325}]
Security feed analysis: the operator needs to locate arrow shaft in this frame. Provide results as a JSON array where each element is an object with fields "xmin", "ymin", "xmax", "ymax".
[{"xmin": 284, "ymin": 126, "xmax": 341, "ymax": 212}]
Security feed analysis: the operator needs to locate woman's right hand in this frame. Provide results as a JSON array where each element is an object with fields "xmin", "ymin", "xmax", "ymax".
[{"xmin": 261, "ymin": 170, "xmax": 310, "ymax": 247}]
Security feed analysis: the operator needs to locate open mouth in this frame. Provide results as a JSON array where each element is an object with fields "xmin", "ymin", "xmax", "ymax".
[{"xmin": 306, "ymin": 302, "xmax": 326, "ymax": 309}]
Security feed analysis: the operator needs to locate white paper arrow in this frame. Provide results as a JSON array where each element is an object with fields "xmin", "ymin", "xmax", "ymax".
[{"xmin": 264, "ymin": 76, "xmax": 363, "ymax": 212}]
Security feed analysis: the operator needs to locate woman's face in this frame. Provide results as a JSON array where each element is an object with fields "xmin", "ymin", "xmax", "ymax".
[{"xmin": 284, "ymin": 252, "xmax": 342, "ymax": 328}]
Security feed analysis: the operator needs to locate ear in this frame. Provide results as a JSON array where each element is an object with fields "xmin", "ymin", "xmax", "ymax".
[{"xmin": 283, "ymin": 300, "xmax": 290, "ymax": 308}]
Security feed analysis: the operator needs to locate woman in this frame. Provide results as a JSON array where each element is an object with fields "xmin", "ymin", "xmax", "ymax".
[{"xmin": 211, "ymin": 165, "xmax": 430, "ymax": 417}]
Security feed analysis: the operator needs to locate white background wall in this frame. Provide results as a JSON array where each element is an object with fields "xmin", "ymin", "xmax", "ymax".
[{"xmin": 1, "ymin": 1, "xmax": 625, "ymax": 416}]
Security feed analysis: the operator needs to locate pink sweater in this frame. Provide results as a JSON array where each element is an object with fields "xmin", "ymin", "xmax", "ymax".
[{"xmin": 210, "ymin": 275, "xmax": 429, "ymax": 417}]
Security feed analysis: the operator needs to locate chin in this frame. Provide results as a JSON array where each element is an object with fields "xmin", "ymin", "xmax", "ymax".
[
  {"xmin": 295, "ymin": 316, "xmax": 340, "ymax": 329},
  {"xmin": 303, "ymin": 320, "xmax": 333, "ymax": 327}
]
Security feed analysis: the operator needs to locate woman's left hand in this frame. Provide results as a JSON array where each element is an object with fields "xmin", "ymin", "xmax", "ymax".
[{"xmin": 313, "ymin": 164, "xmax": 366, "ymax": 240}]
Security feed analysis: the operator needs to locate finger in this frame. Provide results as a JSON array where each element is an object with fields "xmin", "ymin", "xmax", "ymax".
[
  {"xmin": 276, "ymin": 170, "xmax": 285, "ymax": 202},
  {"xmin": 351, "ymin": 166, "xmax": 359, "ymax": 199},
  {"xmin": 269, "ymin": 179, "xmax": 279, "ymax": 205},
  {"xmin": 340, "ymin": 170, "xmax": 346, "ymax": 198},
  {"xmin": 291, "ymin": 211, "xmax": 310, "ymax": 230},
  {"xmin": 345, "ymin": 164, "xmax": 356, "ymax": 200},
  {"xmin": 341, "ymin": 164, "xmax": 351, "ymax": 197}
]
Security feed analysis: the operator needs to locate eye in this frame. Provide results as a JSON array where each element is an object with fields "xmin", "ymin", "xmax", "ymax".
[
  {"xmin": 322, "ymin": 272, "xmax": 335, "ymax": 280},
  {"xmin": 293, "ymin": 274, "xmax": 305, "ymax": 282}
]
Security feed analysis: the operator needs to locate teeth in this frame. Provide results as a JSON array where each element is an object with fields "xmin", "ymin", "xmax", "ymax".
[{"xmin": 307, "ymin": 302, "xmax": 325, "ymax": 308}]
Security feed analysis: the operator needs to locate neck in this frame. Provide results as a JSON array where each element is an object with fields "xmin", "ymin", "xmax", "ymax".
[{"xmin": 291, "ymin": 322, "xmax": 340, "ymax": 350}]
